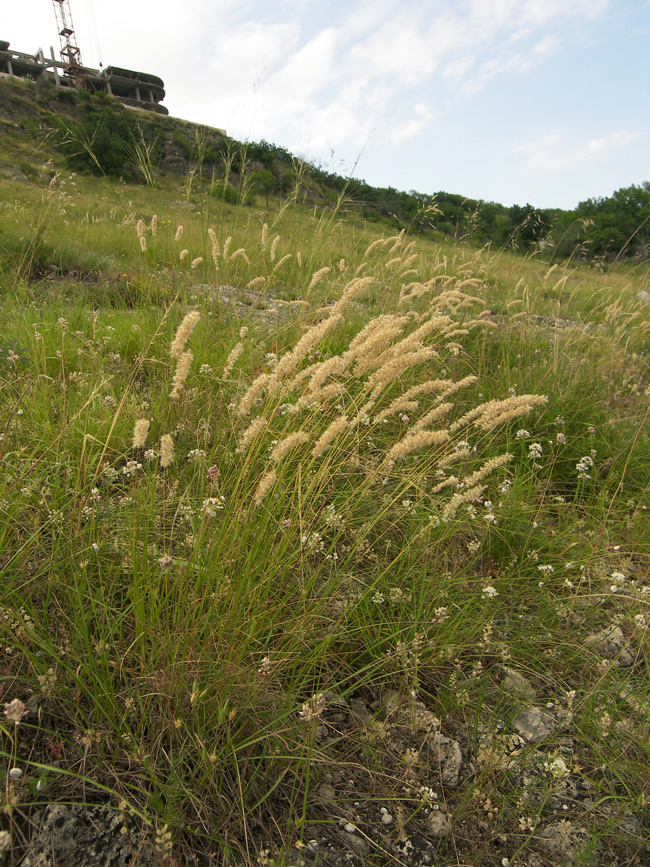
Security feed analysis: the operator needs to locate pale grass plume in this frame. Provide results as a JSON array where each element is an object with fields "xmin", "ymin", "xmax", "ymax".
[
  {"xmin": 191, "ymin": 256, "xmax": 203, "ymax": 270},
  {"xmin": 450, "ymin": 394, "xmax": 548, "ymax": 432},
  {"xmin": 385, "ymin": 257, "xmax": 402, "ymax": 270},
  {"xmin": 270, "ymin": 234, "xmax": 281, "ymax": 262},
  {"xmin": 303, "ymin": 354, "xmax": 349, "ymax": 394},
  {"xmin": 160, "ymin": 434, "xmax": 175, "ymax": 468},
  {"xmin": 329, "ymin": 277, "xmax": 374, "ymax": 315},
  {"xmin": 338, "ymin": 258, "xmax": 346, "ymax": 272},
  {"xmin": 170, "ymin": 350, "xmax": 193, "ymax": 400},
  {"xmin": 236, "ymin": 373, "xmax": 279, "ymax": 418},
  {"xmin": 363, "ymin": 237, "xmax": 387, "ymax": 258},
  {"xmin": 247, "ymin": 276, "xmax": 266, "ymax": 289},
  {"xmin": 271, "ymin": 431, "xmax": 309, "ymax": 464},
  {"xmin": 208, "ymin": 228, "xmax": 219, "ymax": 255},
  {"xmin": 150, "ymin": 214, "xmax": 158, "ymax": 236},
  {"xmin": 170, "ymin": 311, "xmax": 201, "ymax": 359},
  {"xmin": 139, "ymin": 235, "xmax": 147, "ymax": 253},
  {"xmin": 430, "ymin": 475, "xmax": 459, "ymax": 494},
  {"xmin": 229, "ymin": 248, "xmax": 250, "ymax": 265},
  {"xmin": 136, "ymin": 219, "xmax": 145, "ymax": 238},
  {"xmin": 387, "ymin": 229, "xmax": 406, "ymax": 253},
  {"xmin": 236, "ymin": 417, "xmax": 267, "ymax": 454},
  {"xmin": 132, "ymin": 418, "xmax": 150, "ymax": 449},
  {"xmin": 222, "ymin": 236, "xmax": 232, "ymax": 260},
  {"xmin": 179, "ymin": 249, "xmax": 189, "ymax": 262},
  {"xmin": 410, "ymin": 402, "xmax": 454, "ymax": 434},
  {"xmin": 296, "ymin": 251, "xmax": 302, "ymax": 268},
  {"xmin": 460, "ymin": 453, "xmax": 512, "ymax": 490},
  {"xmin": 433, "ymin": 375, "xmax": 478, "ymax": 404},
  {"xmin": 221, "ymin": 343, "xmax": 244, "ymax": 380},
  {"xmin": 260, "ymin": 222, "xmax": 268, "ymax": 251},
  {"xmin": 253, "ymin": 468, "xmax": 276, "ymax": 507},
  {"xmin": 365, "ymin": 347, "xmax": 439, "ymax": 392},
  {"xmin": 345, "ymin": 314, "xmax": 409, "ymax": 375},
  {"xmin": 374, "ymin": 398, "xmax": 420, "ymax": 423},
  {"xmin": 443, "ymin": 484, "xmax": 488, "ymax": 520},
  {"xmin": 386, "ymin": 428, "xmax": 449, "ymax": 464},
  {"xmin": 307, "ymin": 266, "xmax": 331, "ymax": 292},
  {"xmin": 274, "ymin": 314, "xmax": 344, "ymax": 380},
  {"xmin": 272, "ymin": 254, "xmax": 292, "ymax": 273},
  {"xmin": 175, "ymin": 224, "xmax": 184, "ymax": 242},
  {"xmin": 312, "ymin": 416, "xmax": 349, "ymax": 457},
  {"xmin": 211, "ymin": 248, "xmax": 220, "ymax": 271}
]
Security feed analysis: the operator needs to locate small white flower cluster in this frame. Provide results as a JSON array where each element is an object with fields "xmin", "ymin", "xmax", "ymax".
[
  {"xmin": 528, "ymin": 442, "xmax": 543, "ymax": 458},
  {"xmin": 121, "ymin": 460, "xmax": 142, "ymax": 478},
  {"xmin": 544, "ymin": 756, "xmax": 569, "ymax": 779},
  {"xmin": 482, "ymin": 585, "xmax": 499, "ymax": 599},
  {"xmin": 198, "ymin": 363, "xmax": 213, "ymax": 375},
  {"xmin": 576, "ymin": 454, "xmax": 595, "ymax": 479},
  {"xmin": 201, "ymin": 496, "xmax": 226, "ymax": 517},
  {"xmin": 187, "ymin": 448, "xmax": 207, "ymax": 464},
  {"xmin": 299, "ymin": 692, "xmax": 326, "ymax": 722},
  {"xmin": 515, "ymin": 429, "xmax": 531, "ymax": 440},
  {"xmin": 610, "ymin": 571, "xmax": 626, "ymax": 593}
]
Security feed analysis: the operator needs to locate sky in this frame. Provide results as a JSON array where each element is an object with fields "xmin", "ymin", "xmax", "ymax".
[{"xmin": 2, "ymin": 0, "xmax": 649, "ymax": 209}]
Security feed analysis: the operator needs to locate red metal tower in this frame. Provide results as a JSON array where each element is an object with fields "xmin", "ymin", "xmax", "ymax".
[{"xmin": 51, "ymin": 0, "xmax": 86, "ymax": 85}]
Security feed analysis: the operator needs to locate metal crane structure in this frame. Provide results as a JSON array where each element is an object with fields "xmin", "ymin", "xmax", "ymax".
[
  {"xmin": 0, "ymin": 3, "xmax": 168, "ymax": 113},
  {"xmin": 51, "ymin": 0, "xmax": 85, "ymax": 86}
]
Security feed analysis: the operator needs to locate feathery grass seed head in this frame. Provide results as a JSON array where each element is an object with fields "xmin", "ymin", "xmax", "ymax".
[
  {"xmin": 160, "ymin": 434, "xmax": 175, "ymax": 468},
  {"xmin": 170, "ymin": 311, "xmax": 201, "ymax": 359},
  {"xmin": 132, "ymin": 418, "xmax": 150, "ymax": 449}
]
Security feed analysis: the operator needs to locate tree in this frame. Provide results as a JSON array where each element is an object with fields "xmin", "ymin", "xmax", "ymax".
[{"xmin": 250, "ymin": 169, "xmax": 277, "ymax": 206}]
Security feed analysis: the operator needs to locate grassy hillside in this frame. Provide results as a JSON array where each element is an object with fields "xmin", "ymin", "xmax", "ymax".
[{"xmin": 0, "ymin": 78, "xmax": 649, "ymax": 866}]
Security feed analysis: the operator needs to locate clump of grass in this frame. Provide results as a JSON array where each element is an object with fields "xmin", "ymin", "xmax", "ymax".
[{"xmin": 0, "ymin": 170, "xmax": 648, "ymax": 866}]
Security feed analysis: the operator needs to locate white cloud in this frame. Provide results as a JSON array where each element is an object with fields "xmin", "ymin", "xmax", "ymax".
[
  {"xmin": 389, "ymin": 102, "xmax": 437, "ymax": 144},
  {"xmin": 513, "ymin": 129, "xmax": 638, "ymax": 169}
]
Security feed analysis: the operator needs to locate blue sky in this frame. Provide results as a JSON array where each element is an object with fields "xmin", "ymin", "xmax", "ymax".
[{"xmin": 2, "ymin": 0, "xmax": 649, "ymax": 209}]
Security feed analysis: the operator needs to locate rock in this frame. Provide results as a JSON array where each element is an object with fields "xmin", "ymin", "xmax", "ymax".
[
  {"xmin": 426, "ymin": 809, "xmax": 451, "ymax": 837},
  {"xmin": 22, "ymin": 804, "xmax": 153, "ymax": 867},
  {"xmin": 513, "ymin": 706, "xmax": 555, "ymax": 743},
  {"xmin": 336, "ymin": 829, "xmax": 369, "ymax": 857},
  {"xmin": 393, "ymin": 833, "xmax": 437, "ymax": 864},
  {"xmin": 428, "ymin": 732, "xmax": 463, "ymax": 787},
  {"xmin": 586, "ymin": 625, "xmax": 634, "ymax": 666},
  {"xmin": 318, "ymin": 783, "xmax": 336, "ymax": 802},
  {"xmin": 533, "ymin": 821, "xmax": 596, "ymax": 865},
  {"xmin": 501, "ymin": 667, "xmax": 535, "ymax": 699}
]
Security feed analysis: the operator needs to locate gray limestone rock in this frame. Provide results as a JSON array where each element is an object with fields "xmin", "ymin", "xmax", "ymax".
[
  {"xmin": 586, "ymin": 624, "xmax": 634, "ymax": 666},
  {"xmin": 22, "ymin": 804, "xmax": 153, "ymax": 867},
  {"xmin": 513, "ymin": 706, "xmax": 555, "ymax": 743},
  {"xmin": 502, "ymin": 667, "xmax": 536, "ymax": 699},
  {"xmin": 428, "ymin": 732, "xmax": 463, "ymax": 787},
  {"xmin": 533, "ymin": 821, "xmax": 596, "ymax": 865}
]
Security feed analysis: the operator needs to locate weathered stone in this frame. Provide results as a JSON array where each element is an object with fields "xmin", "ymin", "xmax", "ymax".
[
  {"xmin": 428, "ymin": 732, "xmax": 463, "ymax": 787},
  {"xmin": 502, "ymin": 667, "xmax": 535, "ymax": 699},
  {"xmin": 336, "ymin": 829, "xmax": 369, "ymax": 857},
  {"xmin": 513, "ymin": 706, "xmax": 555, "ymax": 743},
  {"xmin": 586, "ymin": 625, "xmax": 634, "ymax": 666},
  {"xmin": 22, "ymin": 804, "xmax": 153, "ymax": 867},
  {"xmin": 426, "ymin": 809, "xmax": 451, "ymax": 837},
  {"xmin": 533, "ymin": 821, "xmax": 596, "ymax": 865}
]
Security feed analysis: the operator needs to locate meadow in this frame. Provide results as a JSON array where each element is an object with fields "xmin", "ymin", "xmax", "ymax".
[{"xmin": 0, "ymin": 153, "xmax": 649, "ymax": 866}]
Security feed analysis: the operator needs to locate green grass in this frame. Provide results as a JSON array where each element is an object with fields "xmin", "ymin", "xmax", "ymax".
[{"xmin": 0, "ymin": 154, "xmax": 648, "ymax": 867}]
